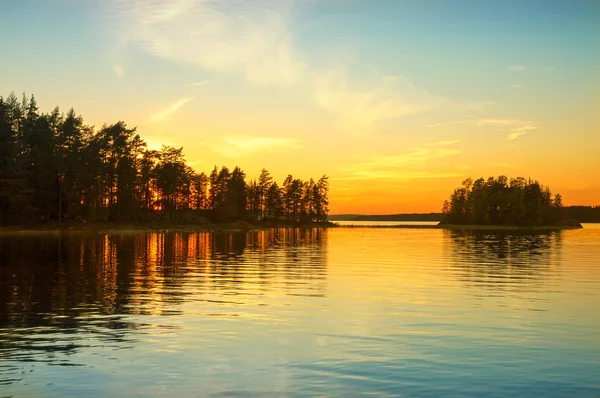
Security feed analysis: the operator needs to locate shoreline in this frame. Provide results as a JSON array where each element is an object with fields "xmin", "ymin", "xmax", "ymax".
[
  {"xmin": 0, "ymin": 221, "xmax": 338, "ymax": 236},
  {"xmin": 0, "ymin": 221, "xmax": 584, "ymax": 235},
  {"xmin": 335, "ymin": 223, "xmax": 583, "ymax": 231}
]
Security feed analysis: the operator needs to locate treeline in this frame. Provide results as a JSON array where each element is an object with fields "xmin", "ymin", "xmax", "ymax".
[
  {"xmin": 0, "ymin": 93, "xmax": 329, "ymax": 225},
  {"xmin": 353, "ymin": 213, "xmax": 442, "ymax": 222},
  {"xmin": 442, "ymin": 176, "xmax": 565, "ymax": 226},
  {"xmin": 564, "ymin": 206, "xmax": 600, "ymax": 223},
  {"xmin": 328, "ymin": 213, "xmax": 443, "ymax": 221}
]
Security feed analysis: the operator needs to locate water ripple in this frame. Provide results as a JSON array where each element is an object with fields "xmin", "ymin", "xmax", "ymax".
[{"xmin": 0, "ymin": 227, "xmax": 599, "ymax": 397}]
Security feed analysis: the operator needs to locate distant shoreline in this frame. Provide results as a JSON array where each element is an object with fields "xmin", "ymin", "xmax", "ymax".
[
  {"xmin": 0, "ymin": 221, "xmax": 339, "ymax": 236},
  {"xmin": 329, "ymin": 206, "xmax": 600, "ymax": 223},
  {"xmin": 335, "ymin": 223, "xmax": 583, "ymax": 231}
]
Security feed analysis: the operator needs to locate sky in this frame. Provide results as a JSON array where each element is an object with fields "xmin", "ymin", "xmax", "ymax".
[{"xmin": 0, "ymin": 0, "xmax": 598, "ymax": 214}]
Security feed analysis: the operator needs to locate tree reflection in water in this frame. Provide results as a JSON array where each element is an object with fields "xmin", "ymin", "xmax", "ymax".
[
  {"xmin": 0, "ymin": 228, "xmax": 327, "ymax": 372},
  {"xmin": 444, "ymin": 229, "xmax": 563, "ymax": 291}
]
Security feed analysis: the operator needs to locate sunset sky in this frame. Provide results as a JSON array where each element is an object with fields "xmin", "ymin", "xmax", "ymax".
[{"xmin": 1, "ymin": 0, "xmax": 598, "ymax": 214}]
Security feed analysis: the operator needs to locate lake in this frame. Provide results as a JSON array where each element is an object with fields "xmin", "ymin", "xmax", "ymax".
[
  {"xmin": 1, "ymin": 225, "xmax": 599, "ymax": 397},
  {"xmin": 335, "ymin": 221, "xmax": 440, "ymax": 226}
]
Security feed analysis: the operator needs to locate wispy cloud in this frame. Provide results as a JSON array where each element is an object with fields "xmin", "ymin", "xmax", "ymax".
[
  {"xmin": 510, "ymin": 83, "xmax": 525, "ymax": 88},
  {"xmin": 508, "ymin": 125, "xmax": 537, "ymax": 140},
  {"xmin": 475, "ymin": 118, "xmax": 539, "ymax": 140},
  {"xmin": 508, "ymin": 65, "xmax": 531, "ymax": 72},
  {"xmin": 315, "ymin": 69, "xmax": 453, "ymax": 135},
  {"xmin": 113, "ymin": 63, "xmax": 124, "ymax": 77},
  {"xmin": 426, "ymin": 117, "xmax": 538, "ymax": 140},
  {"xmin": 425, "ymin": 140, "xmax": 460, "ymax": 147},
  {"xmin": 427, "ymin": 118, "xmax": 536, "ymax": 128},
  {"xmin": 188, "ymin": 80, "xmax": 212, "ymax": 87},
  {"xmin": 335, "ymin": 146, "xmax": 461, "ymax": 181},
  {"xmin": 333, "ymin": 170, "xmax": 461, "ymax": 181},
  {"xmin": 508, "ymin": 131, "xmax": 526, "ymax": 140},
  {"xmin": 425, "ymin": 120, "xmax": 472, "ymax": 128},
  {"xmin": 476, "ymin": 119, "xmax": 538, "ymax": 140},
  {"xmin": 475, "ymin": 118, "xmax": 524, "ymax": 126},
  {"xmin": 149, "ymin": 97, "xmax": 194, "ymax": 123},
  {"xmin": 209, "ymin": 136, "xmax": 303, "ymax": 158},
  {"xmin": 109, "ymin": 0, "xmax": 305, "ymax": 86}
]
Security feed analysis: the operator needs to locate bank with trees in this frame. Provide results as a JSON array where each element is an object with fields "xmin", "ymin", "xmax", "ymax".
[
  {"xmin": 441, "ymin": 176, "xmax": 581, "ymax": 228},
  {"xmin": 0, "ymin": 93, "xmax": 329, "ymax": 227}
]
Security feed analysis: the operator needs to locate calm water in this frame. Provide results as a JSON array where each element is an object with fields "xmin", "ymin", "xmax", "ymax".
[
  {"xmin": 1, "ymin": 225, "xmax": 599, "ymax": 397},
  {"xmin": 335, "ymin": 221, "xmax": 440, "ymax": 226}
]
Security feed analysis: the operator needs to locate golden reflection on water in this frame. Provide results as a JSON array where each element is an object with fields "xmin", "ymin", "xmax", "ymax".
[
  {"xmin": 0, "ymin": 228, "xmax": 327, "ymax": 326},
  {"xmin": 1, "ymin": 226, "xmax": 599, "ymax": 397}
]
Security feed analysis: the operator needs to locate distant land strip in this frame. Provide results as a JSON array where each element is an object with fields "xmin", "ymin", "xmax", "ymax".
[
  {"xmin": 334, "ymin": 224, "xmax": 582, "ymax": 231},
  {"xmin": 329, "ymin": 206, "xmax": 600, "ymax": 223},
  {"xmin": 328, "ymin": 213, "xmax": 443, "ymax": 222}
]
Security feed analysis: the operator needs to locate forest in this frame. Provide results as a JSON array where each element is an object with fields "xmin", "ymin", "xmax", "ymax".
[
  {"xmin": 563, "ymin": 206, "xmax": 600, "ymax": 223},
  {"xmin": 442, "ymin": 176, "xmax": 567, "ymax": 226},
  {"xmin": 0, "ymin": 93, "xmax": 329, "ymax": 226}
]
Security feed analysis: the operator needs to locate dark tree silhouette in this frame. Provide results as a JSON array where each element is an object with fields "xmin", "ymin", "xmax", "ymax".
[
  {"xmin": 0, "ymin": 92, "xmax": 330, "ymax": 226},
  {"xmin": 563, "ymin": 205, "xmax": 600, "ymax": 222},
  {"xmin": 442, "ymin": 176, "xmax": 566, "ymax": 226}
]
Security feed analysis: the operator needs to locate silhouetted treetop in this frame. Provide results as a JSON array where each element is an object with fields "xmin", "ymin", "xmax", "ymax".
[
  {"xmin": 442, "ymin": 176, "xmax": 566, "ymax": 227},
  {"xmin": 0, "ymin": 92, "xmax": 329, "ymax": 225}
]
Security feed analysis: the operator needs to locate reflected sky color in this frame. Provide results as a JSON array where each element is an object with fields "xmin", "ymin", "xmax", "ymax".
[
  {"xmin": 0, "ymin": 0, "xmax": 598, "ymax": 212},
  {"xmin": 1, "ymin": 226, "xmax": 599, "ymax": 396}
]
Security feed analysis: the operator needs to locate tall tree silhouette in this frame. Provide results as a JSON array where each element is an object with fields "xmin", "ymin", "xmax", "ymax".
[{"xmin": 0, "ymin": 92, "xmax": 330, "ymax": 226}]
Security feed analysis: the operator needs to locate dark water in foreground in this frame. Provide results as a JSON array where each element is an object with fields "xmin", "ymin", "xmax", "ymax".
[{"xmin": 1, "ymin": 225, "xmax": 599, "ymax": 397}]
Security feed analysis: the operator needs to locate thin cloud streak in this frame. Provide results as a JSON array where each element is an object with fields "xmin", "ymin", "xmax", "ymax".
[
  {"xmin": 425, "ymin": 140, "xmax": 460, "ymax": 147},
  {"xmin": 315, "ymin": 69, "xmax": 453, "ymax": 135},
  {"xmin": 426, "ymin": 120, "xmax": 472, "ymax": 128},
  {"xmin": 209, "ymin": 136, "xmax": 303, "ymax": 158},
  {"xmin": 427, "ymin": 119, "xmax": 538, "ymax": 132},
  {"xmin": 149, "ymin": 97, "xmax": 195, "ymax": 123},
  {"xmin": 332, "ymin": 171, "xmax": 461, "ymax": 181},
  {"xmin": 476, "ymin": 118, "xmax": 524, "ymax": 126},
  {"xmin": 336, "ymin": 146, "xmax": 462, "ymax": 181},
  {"xmin": 508, "ymin": 125, "xmax": 538, "ymax": 140},
  {"xmin": 188, "ymin": 80, "xmax": 212, "ymax": 87},
  {"xmin": 508, "ymin": 131, "xmax": 527, "ymax": 140}
]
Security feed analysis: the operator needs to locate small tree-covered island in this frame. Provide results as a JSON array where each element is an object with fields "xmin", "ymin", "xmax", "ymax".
[
  {"xmin": 440, "ymin": 176, "xmax": 583, "ymax": 230},
  {"xmin": 0, "ymin": 93, "xmax": 331, "ymax": 231}
]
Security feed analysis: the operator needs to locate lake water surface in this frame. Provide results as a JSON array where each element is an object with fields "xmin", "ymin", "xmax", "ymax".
[
  {"xmin": 1, "ymin": 225, "xmax": 599, "ymax": 397},
  {"xmin": 334, "ymin": 221, "xmax": 440, "ymax": 226}
]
